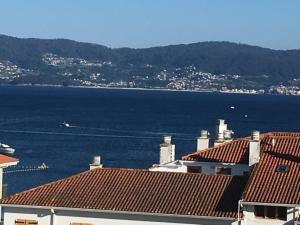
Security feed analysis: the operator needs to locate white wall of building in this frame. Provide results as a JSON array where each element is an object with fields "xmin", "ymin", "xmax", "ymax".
[
  {"xmin": 3, "ymin": 207, "xmax": 237, "ymax": 225},
  {"xmin": 4, "ymin": 207, "xmax": 51, "ymax": 225},
  {"xmin": 150, "ymin": 161, "xmax": 249, "ymax": 176}
]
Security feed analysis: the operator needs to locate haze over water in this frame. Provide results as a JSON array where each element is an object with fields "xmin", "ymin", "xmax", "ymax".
[{"xmin": 1, "ymin": 86, "xmax": 300, "ymax": 194}]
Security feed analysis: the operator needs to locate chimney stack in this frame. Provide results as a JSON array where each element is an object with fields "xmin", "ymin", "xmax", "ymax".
[
  {"xmin": 214, "ymin": 119, "xmax": 227, "ymax": 146},
  {"xmin": 224, "ymin": 130, "xmax": 233, "ymax": 140},
  {"xmin": 216, "ymin": 119, "xmax": 228, "ymax": 135},
  {"xmin": 197, "ymin": 130, "xmax": 209, "ymax": 151},
  {"xmin": 160, "ymin": 136, "xmax": 175, "ymax": 165},
  {"xmin": 89, "ymin": 155, "xmax": 103, "ymax": 170},
  {"xmin": 249, "ymin": 131, "xmax": 260, "ymax": 167}
]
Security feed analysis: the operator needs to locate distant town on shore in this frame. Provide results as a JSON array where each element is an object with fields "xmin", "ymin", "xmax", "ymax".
[{"xmin": 1, "ymin": 34, "xmax": 300, "ymax": 95}]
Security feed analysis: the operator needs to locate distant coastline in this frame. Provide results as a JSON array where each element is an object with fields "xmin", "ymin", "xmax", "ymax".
[{"xmin": 0, "ymin": 83, "xmax": 290, "ymax": 96}]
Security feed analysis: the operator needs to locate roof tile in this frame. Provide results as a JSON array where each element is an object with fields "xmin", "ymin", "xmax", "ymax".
[{"xmin": 0, "ymin": 168, "xmax": 247, "ymax": 218}]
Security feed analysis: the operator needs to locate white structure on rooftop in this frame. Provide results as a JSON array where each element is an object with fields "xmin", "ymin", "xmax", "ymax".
[{"xmin": 159, "ymin": 136, "xmax": 175, "ymax": 165}]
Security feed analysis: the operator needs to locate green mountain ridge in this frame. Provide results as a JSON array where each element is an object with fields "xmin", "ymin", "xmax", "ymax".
[{"xmin": 1, "ymin": 34, "xmax": 300, "ymax": 92}]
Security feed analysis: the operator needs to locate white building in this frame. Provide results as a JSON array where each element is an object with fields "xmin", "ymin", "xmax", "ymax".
[{"xmin": 0, "ymin": 154, "xmax": 19, "ymax": 199}]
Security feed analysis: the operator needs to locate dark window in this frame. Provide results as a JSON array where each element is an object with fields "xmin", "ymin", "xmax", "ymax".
[
  {"xmin": 215, "ymin": 167, "xmax": 231, "ymax": 175},
  {"xmin": 254, "ymin": 206, "xmax": 287, "ymax": 220},
  {"xmin": 243, "ymin": 171, "xmax": 249, "ymax": 176},
  {"xmin": 266, "ymin": 206, "xmax": 276, "ymax": 218},
  {"xmin": 187, "ymin": 166, "xmax": 202, "ymax": 173},
  {"xmin": 277, "ymin": 207, "xmax": 287, "ymax": 220},
  {"xmin": 254, "ymin": 206, "xmax": 265, "ymax": 217}
]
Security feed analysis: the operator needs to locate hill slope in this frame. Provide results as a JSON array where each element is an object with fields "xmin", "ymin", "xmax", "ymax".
[{"xmin": 1, "ymin": 34, "xmax": 300, "ymax": 92}]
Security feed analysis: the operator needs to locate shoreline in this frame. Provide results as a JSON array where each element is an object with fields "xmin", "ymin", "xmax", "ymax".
[{"xmin": 0, "ymin": 83, "xmax": 296, "ymax": 97}]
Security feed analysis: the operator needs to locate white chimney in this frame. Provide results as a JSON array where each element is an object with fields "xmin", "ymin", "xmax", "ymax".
[
  {"xmin": 160, "ymin": 136, "xmax": 175, "ymax": 165},
  {"xmin": 224, "ymin": 130, "xmax": 233, "ymax": 140},
  {"xmin": 249, "ymin": 131, "xmax": 260, "ymax": 167},
  {"xmin": 89, "ymin": 155, "xmax": 103, "ymax": 170},
  {"xmin": 214, "ymin": 132, "xmax": 225, "ymax": 147},
  {"xmin": 214, "ymin": 119, "xmax": 228, "ymax": 146},
  {"xmin": 216, "ymin": 119, "xmax": 228, "ymax": 135},
  {"xmin": 197, "ymin": 130, "xmax": 209, "ymax": 151}
]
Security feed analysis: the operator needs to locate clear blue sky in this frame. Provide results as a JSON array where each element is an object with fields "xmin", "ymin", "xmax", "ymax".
[{"xmin": 0, "ymin": 0, "xmax": 299, "ymax": 49}]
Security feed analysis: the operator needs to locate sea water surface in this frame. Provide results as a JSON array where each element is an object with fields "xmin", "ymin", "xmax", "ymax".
[{"xmin": 1, "ymin": 86, "xmax": 300, "ymax": 195}]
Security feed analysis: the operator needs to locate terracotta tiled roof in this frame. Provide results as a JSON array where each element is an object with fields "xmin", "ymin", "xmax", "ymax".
[
  {"xmin": 183, "ymin": 132, "xmax": 300, "ymax": 205},
  {"xmin": 243, "ymin": 135, "xmax": 300, "ymax": 205},
  {"xmin": 182, "ymin": 139, "xmax": 250, "ymax": 163},
  {"xmin": 182, "ymin": 132, "xmax": 300, "ymax": 164},
  {"xmin": 0, "ymin": 168, "xmax": 247, "ymax": 218},
  {"xmin": 243, "ymin": 154, "xmax": 299, "ymax": 205},
  {"xmin": 0, "ymin": 154, "xmax": 18, "ymax": 165},
  {"xmin": 266, "ymin": 132, "xmax": 300, "ymax": 137}
]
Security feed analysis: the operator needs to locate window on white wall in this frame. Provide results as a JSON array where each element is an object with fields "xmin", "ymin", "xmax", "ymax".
[
  {"xmin": 15, "ymin": 219, "xmax": 38, "ymax": 225},
  {"xmin": 215, "ymin": 167, "xmax": 231, "ymax": 175},
  {"xmin": 254, "ymin": 206, "xmax": 287, "ymax": 220},
  {"xmin": 187, "ymin": 166, "xmax": 202, "ymax": 173}
]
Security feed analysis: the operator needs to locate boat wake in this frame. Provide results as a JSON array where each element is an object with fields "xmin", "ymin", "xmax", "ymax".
[{"xmin": 0, "ymin": 129, "xmax": 194, "ymax": 141}]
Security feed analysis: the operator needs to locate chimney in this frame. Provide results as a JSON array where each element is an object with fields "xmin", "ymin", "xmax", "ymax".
[
  {"xmin": 160, "ymin": 136, "xmax": 175, "ymax": 165},
  {"xmin": 249, "ymin": 131, "xmax": 260, "ymax": 167},
  {"xmin": 197, "ymin": 130, "xmax": 209, "ymax": 151},
  {"xmin": 89, "ymin": 155, "xmax": 103, "ymax": 170},
  {"xmin": 214, "ymin": 119, "xmax": 228, "ymax": 146},
  {"xmin": 224, "ymin": 130, "xmax": 233, "ymax": 140},
  {"xmin": 216, "ymin": 119, "xmax": 228, "ymax": 135}
]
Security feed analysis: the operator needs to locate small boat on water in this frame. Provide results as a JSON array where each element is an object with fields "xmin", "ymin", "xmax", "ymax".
[
  {"xmin": 0, "ymin": 143, "xmax": 16, "ymax": 154},
  {"xmin": 61, "ymin": 121, "xmax": 70, "ymax": 127}
]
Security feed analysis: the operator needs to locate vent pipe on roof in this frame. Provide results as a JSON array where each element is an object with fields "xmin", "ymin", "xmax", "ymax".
[
  {"xmin": 160, "ymin": 136, "xmax": 175, "ymax": 165},
  {"xmin": 249, "ymin": 131, "xmax": 260, "ymax": 167},
  {"xmin": 197, "ymin": 130, "xmax": 209, "ymax": 152},
  {"xmin": 89, "ymin": 155, "xmax": 103, "ymax": 170}
]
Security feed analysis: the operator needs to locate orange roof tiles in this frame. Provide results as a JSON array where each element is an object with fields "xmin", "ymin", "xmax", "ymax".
[
  {"xmin": 182, "ymin": 139, "xmax": 250, "ymax": 163},
  {"xmin": 243, "ymin": 154, "xmax": 299, "ymax": 205},
  {"xmin": 0, "ymin": 168, "xmax": 247, "ymax": 218},
  {"xmin": 0, "ymin": 154, "xmax": 18, "ymax": 165},
  {"xmin": 183, "ymin": 132, "xmax": 300, "ymax": 205},
  {"xmin": 182, "ymin": 132, "xmax": 300, "ymax": 164},
  {"xmin": 243, "ymin": 135, "xmax": 300, "ymax": 205}
]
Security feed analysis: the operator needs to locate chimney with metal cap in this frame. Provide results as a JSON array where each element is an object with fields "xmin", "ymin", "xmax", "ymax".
[
  {"xmin": 197, "ymin": 130, "xmax": 209, "ymax": 151},
  {"xmin": 89, "ymin": 155, "xmax": 103, "ymax": 170},
  {"xmin": 249, "ymin": 131, "xmax": 260, "ymax": 167},
  {"xmin": 160, "ymin": 136, "xmax": 175, "ymax": 165}
]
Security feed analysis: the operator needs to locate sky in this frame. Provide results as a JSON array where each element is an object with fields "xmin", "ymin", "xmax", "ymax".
[{"xmin": 0, "ymin": 0, "xmax": 299, "ymax": 49}]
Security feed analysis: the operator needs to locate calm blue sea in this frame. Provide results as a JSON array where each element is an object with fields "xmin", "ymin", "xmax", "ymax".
[{"xmin": 1, "ymin": 86, "xmax": 300, "ymax": 195}]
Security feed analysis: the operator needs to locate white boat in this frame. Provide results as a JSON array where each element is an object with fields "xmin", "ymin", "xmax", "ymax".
[
  {"xmin": 61, "ymin": 121, "xmax": 70, "ymax": 127},
  {"xmin": 0, "ymin": 143, "xmax": 16, "ymax": 154}
]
